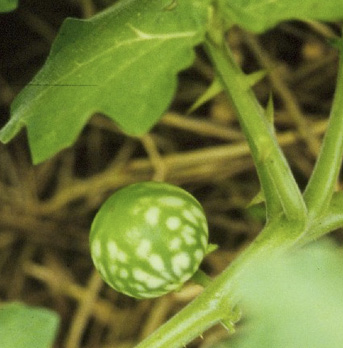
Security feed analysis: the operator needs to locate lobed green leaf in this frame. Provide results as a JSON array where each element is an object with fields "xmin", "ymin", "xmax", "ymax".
[
  {"xmin": 0, "ymin": 0, "xmax": 210, "ymax": 163},
  {"xmin": 220, "ymin": 0, "xmax": 343, "ymax": 33}
]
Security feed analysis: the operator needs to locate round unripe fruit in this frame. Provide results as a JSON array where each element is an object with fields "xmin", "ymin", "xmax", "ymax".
[{"xmin": 90, "ymin": 182, "xmax": 208, "ymax": 299}]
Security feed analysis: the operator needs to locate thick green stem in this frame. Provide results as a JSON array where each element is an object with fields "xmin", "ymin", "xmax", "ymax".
[
  {"xmin": 303, "ymin": 41, "xmax": 343, "ymax": 218},
  {"xmin": 204, "ymin": 38, "xmax": 307, "ymax": 222}
]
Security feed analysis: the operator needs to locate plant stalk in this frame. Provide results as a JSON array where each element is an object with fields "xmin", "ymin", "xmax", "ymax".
[{"xmin": 204, "ymin": 37, "xmax": 307, "ymax": 222}]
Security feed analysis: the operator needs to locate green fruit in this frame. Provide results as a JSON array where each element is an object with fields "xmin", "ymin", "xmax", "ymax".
[{"xmin": 90, "ymin": 182, "xmax": 208, "ymax": 299}]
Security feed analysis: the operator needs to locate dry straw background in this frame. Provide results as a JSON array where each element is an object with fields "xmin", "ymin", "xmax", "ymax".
[{"xmin": 0, "ymin": 1, "xmax": 342, "ymax": 347}]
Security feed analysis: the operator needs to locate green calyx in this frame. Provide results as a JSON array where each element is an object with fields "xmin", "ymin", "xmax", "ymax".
[{"xmin": 90, "ymin": 182, "xmax": 209, "ymax": 299}]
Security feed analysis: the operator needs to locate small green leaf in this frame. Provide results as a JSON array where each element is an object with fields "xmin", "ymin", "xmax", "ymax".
[
  {"xmin": 220, "ymin": 0, "xmax": 343, "ymax": 33},
  {"xmin": 0, "ymin": 302, "xmax": 60, "ymax": 348},
  {"xmin": 0, "ymin": 0, "xmax": 211, "ymax": 163},
  {"xmin": 0, "ymin": 0, "xmax": 18, "ymax": 12}
]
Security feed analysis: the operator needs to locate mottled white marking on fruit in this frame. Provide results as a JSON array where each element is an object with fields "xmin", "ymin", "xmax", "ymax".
[
  {"xmin": 107, "ymin": 241, "xmax": 118, "ymax": 259},
  {"xmin": 109, "ymin": 264, "xmax": 118, "ymax": 275},
  {"xmin": 147, "ymin": 277, "xmax": 167, "ymax": 290},
  {"xmin": 191, "ymin": 206, "xmax": 204, "ymax": 218},
  {"xmin": 107, "ymin": 242, "xmax": 128, "ymax": 263},
  {"xmin": 136, "ymin": 239, "xmax": 152, "ymax": 258},
  {"xmin": 164, "ymin": 283, "xmax": 179, "ymax": 291},
  {"xmin": 181, "ymin": 225, "xmax": 196, "ymax": 235},
  {"xmin": 169, "ymin": 237, "xmax": 182, "ymax": 251},
  {"xmin": 194, "ymin": 249, "xmax": 204, "ymax": 261},
  {"xmin": 92, "ymin": 239, "xmax": 101, "ymax": 258},
  {"xmin": 136, "ymin": 292, "xmax": 147, "ymax": 298},
  {"xmin": 119, "ymin": 268, "xmax": 129, "ymax": 279},
  {"xmin": 158, "ymin": 197, "xmax": 185, "ymax": 207},
  {"xmin": 126, "ymin": 227, "xmax": 140, "ymax": 240},
  {"xmin": 133, "ymin": 198, "xmax": 150, "ymax": 215},
  {"xmin": 136, "ymin": 291, "xmax": 159, "ymax": 299},
  {"xmin": 145, "ymin": 206, "xmax": 160, "ymax": 226},
  {"xmin": 160, "ymin": 270, "xmax": 173, "ymax": 280},
  {"xmin": 180, "ymin": 272, "xmax": 192, "ymax": 283},
  {"xmin": 117, "ymin": 250, "xmax": 128, "ymax": 263},
  {"xmin": 115, "ymin": 280, "xmax": 124, "ymax": 289},
  {"xmin": 132, "ymin": 283, "xmax": 146, "ymax": 292},
  {"xmin": 133, "ymin": 269, "xmax": 166, "ymax": 289},
  {"xmin": 172, "ymin": 252, "xmax": 191, "ymax": 276},
  {"xmin": 149, "ymin": 254, "xmax": 165, "ymax": 272},
  {"xmin": 183, "ymin": 234, "xmax": 197, "ymax": 245},
  {"xmin": 182, "ymin": 209, "xmax": 197, "ymax": 225},
  {"xmin": 166, "ymin": 216, "xmax": 181, "ymax": 230}
]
